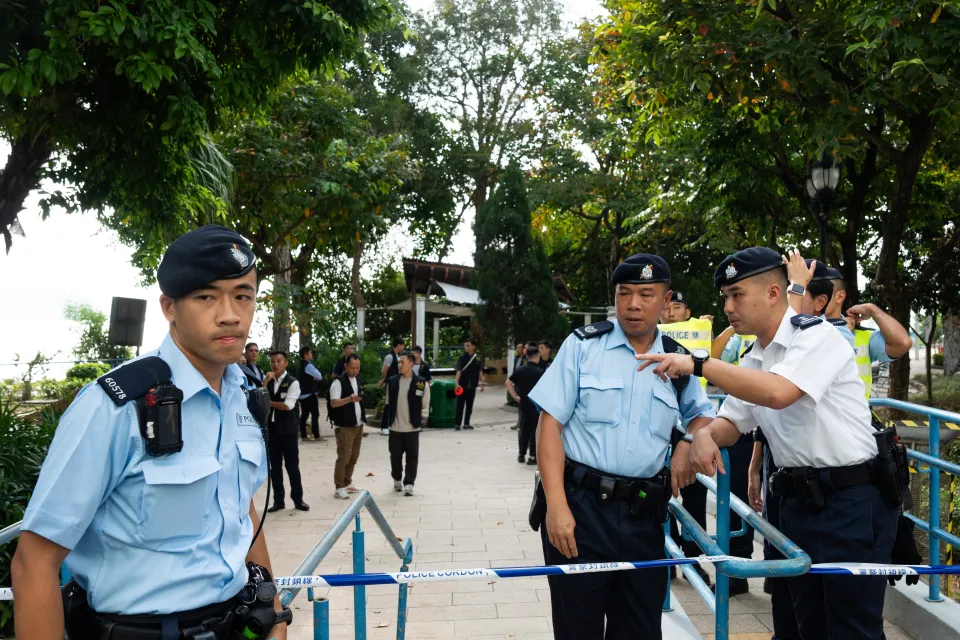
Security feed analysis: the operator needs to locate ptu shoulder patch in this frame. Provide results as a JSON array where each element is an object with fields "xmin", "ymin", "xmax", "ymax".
[
  {"xmin": 790, "ymin": 314, "xmax": 823, "ymax": 330},
  {"xmin": 573, "ymin": 320, "xmax": 614, "ymax": 340}
]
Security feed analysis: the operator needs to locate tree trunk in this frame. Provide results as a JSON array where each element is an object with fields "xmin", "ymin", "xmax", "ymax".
[
  {"xmin": 0, "ymin": 133, "xmax": 53, "ymax": 252},
  {"xmin": 351, "ymin": 240, "xmax": 366, "ymax": 308},
  {"xmin": 271, "ymin": 242, "xmax": 292, "ymax": 353},
  {"xmin": 944, "ymin": 314, "xmax": 960, "ymax": 376},
  {"xmin": 926, "ymin": 312, "xmax": 937, "ymax": 405}
]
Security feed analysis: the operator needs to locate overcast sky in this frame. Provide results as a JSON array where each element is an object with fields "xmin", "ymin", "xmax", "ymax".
[{"xmin": 0, "ymin": 0, "xmax": 605, "ymax": 379}]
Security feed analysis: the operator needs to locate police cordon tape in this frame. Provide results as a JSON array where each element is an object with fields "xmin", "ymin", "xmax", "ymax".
[{"xmin": 2, "ymin": 558, "xmax": 959, "ymax": 600}]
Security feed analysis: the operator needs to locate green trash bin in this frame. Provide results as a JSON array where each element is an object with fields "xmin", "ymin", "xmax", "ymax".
[{"xmin": 428, "ymin": 379, "xmax": 457, "ymax": 428}]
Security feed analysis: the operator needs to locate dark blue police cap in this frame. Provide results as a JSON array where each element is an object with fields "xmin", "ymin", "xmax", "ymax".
[
  {"xmin": 610, "ymin": 253, "xmax": 671, "ymax": 286},
  {"xmin": 825, "ymin": 267, "xmax": 844, "ymax": 281},
  {"xmin": 804, "ymin": 258, "xmax": 831, "ymax": 282},
  {"xmin": 671, "ymin": 291, "xmax": 688, "ymax": 306},
  {"xmin": 157, "ymin": 225, "xmax": 256, "ymax": 299},
  {"xmin": 714, "ymin": 247, "xmax": 784, "ymax": 288}
]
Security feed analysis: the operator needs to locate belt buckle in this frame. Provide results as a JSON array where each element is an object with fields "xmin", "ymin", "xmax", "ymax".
[{"xmin": 598, "ymin": 476, "xmax": 616, "ymax": 501}]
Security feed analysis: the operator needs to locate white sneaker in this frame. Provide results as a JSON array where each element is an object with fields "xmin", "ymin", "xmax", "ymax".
[
  {"xmin": 394, "ymin": 481, "xmax": 403, "ymax": 492},
  {"xmin": 346, "ymin": 485, "xmax": 360, "ymax": 493},
  {"xmin": 334, "ymin": 488, "xmax": 349, "ymax": 499},
  {"xmin": 380, "ymin": 428, "xmax": 389, "ymax": 436},
  {"xmin": 403, "ymin": 484, "xmax": 414, "ymax": 496}
]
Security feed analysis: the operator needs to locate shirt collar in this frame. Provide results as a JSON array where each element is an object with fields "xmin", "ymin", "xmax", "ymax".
[
  {"xmin": 605, "ymin": 320, "xmax": 664, "ymax": 354},
  {"xmin": 157, "ymin": 334, "xmax": 243, "ymax": 401},
  {"xmin": 771, "ymin": 307, "xmax": 798, "ymax": 348}
]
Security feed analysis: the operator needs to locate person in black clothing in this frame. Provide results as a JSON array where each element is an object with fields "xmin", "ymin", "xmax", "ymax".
[
  {"xmin": 377, "ymin": 338, "xmax": 406, "ymax": 435},
  {"xmin": 506, "ymin": 344, "xmax": 544, "ymax": 464},
  {"xmin": 454, "ymin": 339, "xmax": 485, "ymax": 430},
  {"xmin": 332, "ymin": 342, "xmax": 354, "ymax": 377},
  {"xmin": 537, "ymin": 340, "xmax": 553, "ymax": 369},
  {"xmin": 412, "ymin": 345, "xmax": 432, "ymax": 381},
  {"xmin": 265, "ymin": 351, "xmax": 309, "ymax": 512},
  {"xmin": 298, "ymin": 346, "xmax": 324, "ymax": 441}
]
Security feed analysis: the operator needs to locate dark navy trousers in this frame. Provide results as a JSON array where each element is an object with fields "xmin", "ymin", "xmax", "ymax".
[{"xmin": 762, "ymin": 447, "xmax": 802, "ymax": 640}]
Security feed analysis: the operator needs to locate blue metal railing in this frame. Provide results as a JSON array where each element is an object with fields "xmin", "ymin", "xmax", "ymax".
[
  {"xmin": 870, "ymin": 398, "xmax": 960, "ymax": 603},
  {"xmin": 278, "ymin": 490, "xmax": 414, "ymax": 640}
]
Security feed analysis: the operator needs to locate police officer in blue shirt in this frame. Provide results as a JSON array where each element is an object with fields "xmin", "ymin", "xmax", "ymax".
[
  {"xmin": 12, "ymin": 226, "xmax": 288, "ymax": 640},
  {"xmin": 529, "ymin": 253, "xmax": 716, "ymax": 640}
]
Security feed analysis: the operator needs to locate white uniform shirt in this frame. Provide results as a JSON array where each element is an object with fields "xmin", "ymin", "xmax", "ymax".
[
  {"xmin": 718, "ymin": 307, "xmax": 878, "ymax": 469},
  {"xmin": 329, "ymin": 376, "xmax": 363, "ymax": 425}
]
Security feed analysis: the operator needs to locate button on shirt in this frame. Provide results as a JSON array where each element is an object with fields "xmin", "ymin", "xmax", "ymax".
[
  {"xmin": 718, "ymin": 308, "xmax": 877, "ymax": 469},
  {"xmin": 21, "ymin": 334, "xmax": 268, "ymax": 615},
  {"xmin": 528, "ymin": 322, "xmax": 716, "ymax": 478},
  {"xmin": 330, "ymin": 376, "xmax": 363, "ymax": 425}
]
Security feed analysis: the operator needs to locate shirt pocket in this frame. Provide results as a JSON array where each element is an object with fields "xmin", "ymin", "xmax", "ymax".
[
  {"xmin": 649, "ymin": 382, "xmax": 680, "ymax": 444},
  {"xmin": 138, "ymin": 456, "xmax": 221, "ymax": 545},
  {"xmin": 578, "ymin": 376, "xmax": 623, "ymax": 425},
  {"xmin": 236, "ymin": 438, "xmax": 265, "ymax": 512}
]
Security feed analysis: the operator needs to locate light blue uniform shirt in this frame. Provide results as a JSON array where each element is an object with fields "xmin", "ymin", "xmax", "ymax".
[
  {"xmin": 299, "ymin": 362, "xmax": 323, "ymax": 399},
  {"xmin": 822, "ymin": 316, "xmax": 894, "ymax": 363},
  {"xmin": 529, "ymin": 321, "xmax": 716, "ymax": 478},
  {"xmin": 22, "ymin": 334, "xmax": 268, "ymax": 615}
]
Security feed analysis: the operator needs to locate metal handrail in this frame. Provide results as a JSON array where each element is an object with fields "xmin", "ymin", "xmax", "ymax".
[{"xmin": 0, "ymin": 522, "xmax": 21, "ymax": 546}]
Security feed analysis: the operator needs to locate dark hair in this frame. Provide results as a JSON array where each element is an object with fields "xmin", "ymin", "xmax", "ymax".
[
  {"xmin": 269, "ymin": 350, "xmax": 288, "ymax": 359},
  {"xmin": 413, "ymin": 345, "xmax": 423, "ymax": 354},
  {"xmin": 400, "ymin": 351, "xmax": 416, "ymax": 363},
  {"xmin": 464, "ymin": 339, "xmax": 476, "ymax": 346},
  {"xmin": 299, "ymin": 346, "xmax": 312, "ymax": 358},
  {"xmin": 345, "ymin": 353, "xmax": 361, "ymax": 364},
  {"xmin": 538, "ymin": 340, "xmax": 553, "ymax": 349},
  {"xmin": 392, "ymin": 337, "xmax": 405, "ymax": 348},
  {"xmin": 807, "ymin": 279, "xmax": 835, "ymax": 314},
  {"xmin": 342, "ymin": 342, "xmax": 354, "ymax": 350},
  {"xmin": 526, "ymin": 345, "xmax": 540, "ymax": 357},
  {"xmin": 245, "ymin": 342, "xmax": 258, "ymax": 351}
]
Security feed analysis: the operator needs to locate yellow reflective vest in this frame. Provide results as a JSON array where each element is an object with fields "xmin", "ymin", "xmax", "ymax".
[
  {"xmin": 658, "ymin": 318, "xmax": 713, "ymax": 389},
  {"xmin": 735, "ymin": 334, "xmax": 756, "ymax": 364},
  {"xmin": 854, "ymin": 328, "xmax": 873, "ymax": 398}
]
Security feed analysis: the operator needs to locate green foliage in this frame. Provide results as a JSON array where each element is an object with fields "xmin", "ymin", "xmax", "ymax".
[
  {"xmin": 911, "ymin": 373, "xmax": 960, "ymax": 413},
  {"xmin": 1, "ymin": 0, "xmax": 398, "ymax": 254},
  {"xmin": 34, "ymin": 377, "xmax": 86, "ymax": 400},
  {"xmin": 475, "ymin": 163, "xmax": 568, "ymax": 349},
  {"xmin": 935, "ymin": 353, "xmax": 946, "ymax": 367},
  {"xmin": 63, "ymin": 304, "xmax": 132, "ymax": 362},
  {"xmin": 0, "ymin": 399, "xmax": 62, "ymax": 634},
  {"xmin": 66, "ymin": 362, "xmax": 113, "ymax": 381}
]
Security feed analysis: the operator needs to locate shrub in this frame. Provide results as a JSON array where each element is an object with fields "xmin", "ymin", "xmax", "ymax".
[
  {"xmin": 910, "ymin": 374, "xmax": 960, "ymax": 413},
  {"xmin": 361, "ymin": 383, "xmax": 384, "ymax": 411},
  {"xmin": 934, "ymin": 353, "xmax": 945, "ymax": 367},
  {"xmin": 66, "ymin": 362, "xmax": 112, "ymax": 381},
  {"xmin": 0, "ymin": 399, "xmax": 62, "ymax": 634},
  {"xmin": 34, "ymin": 378, "xmax": 86, "ymax": 400}
]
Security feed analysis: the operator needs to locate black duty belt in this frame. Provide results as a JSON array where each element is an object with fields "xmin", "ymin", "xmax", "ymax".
[
  {"xmin": 564, "ymin": 458, "xmax": 667, "ymax": 502},
  {"xmin": 781, "ymin": 461, "xmax": 874, "ymax": 492}
]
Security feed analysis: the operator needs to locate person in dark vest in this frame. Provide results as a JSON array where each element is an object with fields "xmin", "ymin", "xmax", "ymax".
[
  {"xmin": 264, "ymin": 351, "xmax": 309, "ymax": 512},
  {"xmin": 332, "ymin": 342, "xmax": 354, "ymax": 377},
  {"xmin": 377, "ymin": 337, "xmax": 405, "ymax": 435},
  {"xmin": 454, "ymin": 339, "xmax": 485, "ymax": 430},
  {"xmin": 242, "ymin": 341, "xmax": 265, "ymax": 385},
  {"xmin": 507, "ymin": 343, "xmax": 544, "ymax": 465},
  {"xmin": 412, "ymin": 345, "xmax": 432, "ymax": 381},
  {"xmin": 385, "ymin": 352, "xmax": 430, "ymax": 496},
  {"xmin": 297, "ymin": 346, "xmax": 324, "ymax": 441},
  {"xmin": 537, "ymin": 340, "xmax": 553, "ymax": 369},
  {"xmin": 328, "ymin": 354, "xmax": 366, "ymax": 499}
]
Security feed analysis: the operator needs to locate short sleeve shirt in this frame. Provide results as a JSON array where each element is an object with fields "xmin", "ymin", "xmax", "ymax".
[{"xmin": 456, "ymin": 353, "xmax": 484, "ymax": 389}]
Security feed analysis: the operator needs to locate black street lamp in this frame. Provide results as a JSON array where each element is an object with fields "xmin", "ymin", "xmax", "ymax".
[{"xmin": 806, "ymin": 159, "xmax": 841, "ymax": 262}]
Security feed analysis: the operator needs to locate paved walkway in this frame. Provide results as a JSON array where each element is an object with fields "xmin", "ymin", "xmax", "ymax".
[{"xmin": 261, "ymin": 385, "xmax": 912, "ymax": 640}]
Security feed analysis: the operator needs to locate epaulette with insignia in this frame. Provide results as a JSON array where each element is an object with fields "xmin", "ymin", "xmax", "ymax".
[
  {"xmin": 96, "ymin": 357, "xmax": 173, "ymax": 406},
  {"xmin": 827, "ymin": 318, "xmax": 848, "ymax": 327},
  {"xmin": 790, "ymin": 314, "xmax": 823, "ymax": 330},
  {"xmin": 573, "ymin": 320, "xmax": 614, "ymax": 340},
  {"xmin": 660, "ymin": 335, "xmax": 689, "ymax": 355}
]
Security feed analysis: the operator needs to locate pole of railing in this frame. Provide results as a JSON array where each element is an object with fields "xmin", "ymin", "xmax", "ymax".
[
  {"xmin": 308, "ymin": 587, "xmax": 330, "ymax": 640},
  {"xmin": 714, "ymin": 448, "xmax": 731, "ymax": 640},
  {"xmin": 663, "ymin": 447, "xmax": 673, "ymax": 613},
  {"xmin": 929, "ymin": 415, "xmax": 943, "ymax": 602},
  {"xmin": 396, "ymin": 546, "xmax": 413, "ymax": 640},
  {"xmin": 354, "ymin": 514, "xmax": 367, "ymax": 639}
]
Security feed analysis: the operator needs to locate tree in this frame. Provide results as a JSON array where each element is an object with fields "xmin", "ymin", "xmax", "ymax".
[
  {"xmin": 410, "ymin": 0, "xmax": 563, "ymax": 258},
  {"xmin": 63, "ymin": 303, "xmax": 131, "ymax": 362},
  {"xmin": 0, "ymin": 0, "xmax": 396, "ymax": 255},
  {"xmin": 474, "ymin": 163, "xmax": 567, "ymax": 350},
  {"xmin": 592, "ymin": 0, "xmax": 960, "ymax": 401}
]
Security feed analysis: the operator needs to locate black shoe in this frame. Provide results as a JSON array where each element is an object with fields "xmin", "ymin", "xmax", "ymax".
[
  {"xmin": 294, "ymin": 501, "xmax": 310, "ymax": 512},
  {"xmin": 518, "ymin": 454, "xmax": 526, "ymax": 463},
  {"xmin": 464, "ymin": 425, "xmax": 474, "ymax": 430},
  {"xmin": 526, "ymin": 457, "xmax": 537, "ymax": 465},
  {"xmin": 763, "ymin": 577, "xmax": 773, "ymax": 595},
  {"xmin": 684, "ymin": 564, "xmax": 712, "ymax": 587},
  {"xmin": 455, "ymin": 426, "xmax": 462, "ymax": 431},
  {"xmin": 267, "ymin": 503, "xmax": 285, "ymax": 513},
  {"xmin": 669, "ymin": 566, "xmax": 676, "ymax": 580},
  {"xmin": 729, "ymin": 578, "xmax": 749, "ymax": 596}
]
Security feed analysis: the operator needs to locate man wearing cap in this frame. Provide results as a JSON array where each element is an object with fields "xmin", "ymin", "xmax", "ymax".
[
  {"xmin": 529, "ymin": 253, "xmax": 716, "ymax": 639},
  {"xmin": 638, "ymin": 246, "xmax": 898, "ymax": 640},
  {"xmin": 12, "ymin": 225, "xmax": 289, "ymax": 640}
]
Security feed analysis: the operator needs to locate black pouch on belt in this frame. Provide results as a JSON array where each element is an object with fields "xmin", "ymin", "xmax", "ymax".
[
  {"xmin": 791, "ymin": 467, "xmax": 825, "ymax": 511},
  {"xmin": 529, "ymin": 472, "xmax": 547, "ymax": 531},
  {"xmin": 628, "ymin": 476, "xmax": 669, "ymax": 522}
]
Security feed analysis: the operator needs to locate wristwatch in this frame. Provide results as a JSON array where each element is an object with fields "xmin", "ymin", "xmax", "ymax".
[
  {"xmin": 681, "ymin": 433, "xmax": 695, "ymax": 444},
  {"xmin": 787, "ymin": 282, "xmax": 805, "ymax": 296},
  {"xmin": 691, "ymin": 348, "xmax": 710, "ymax": 377}
]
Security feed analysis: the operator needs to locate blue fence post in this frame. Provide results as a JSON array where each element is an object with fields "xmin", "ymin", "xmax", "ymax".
[
  {"xmin": 929, "ymin": 415, "xmax": 944, "ymax": 602},
  {"xmin": 396, "ymin": 546, "xmax": 413, "ymax": 640},
  {"xmin": 308, "ymin": 588, "xmax": 330, "ymax": 640},
  {"xmin": 354, "ymin": 514, "xmax": 367, "ymax": 639},
  {"xmin": 714, "ymin": 448, "xmax": 731, "ymax": 640},
  {"xmin": 663, "ymin": 447, "xmax": 674, "ymax": 613}
]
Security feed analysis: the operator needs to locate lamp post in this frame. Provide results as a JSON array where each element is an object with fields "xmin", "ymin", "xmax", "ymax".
[{"xmin": 806, "ymin": 159, "xmax": 841, "ymax": 262}]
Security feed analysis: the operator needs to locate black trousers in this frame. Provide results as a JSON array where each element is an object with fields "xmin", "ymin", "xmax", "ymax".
[
  {"xmin": 518, "ymin": 406, "xmax": 539, "ymax": 457},
  {"xmin": 299, "ymin": 394, "xmax": 320, "ymax": 438},
  {"xmin": 762, "ymin": 447, "xmax": 801, "ymax": 640},
  {"xmin": 268, "ymin": 429, "xmax": 303, "ymax": 505},
  {"xmin": 727, "ymin": 434, "xmax": 756, "ymax": 559},
  {"xmin": 389, "ymin": 430, "xmax": 420, "ymax": 485},
  {"xmin": 669, "ymin": 479, "xmax": 707, "ymax": 558},
  {"xmin": 380, "ymin": 402, "xmax": 395, "ymax": 430},
  {"xmin": 455, "ymin": 387, "xmax": 477, "ymax": 427},
  {"xmin": 780, "ymin": 481, "xmax": 897, "ymax": 640},
  {"xmin": 542, "ymin": 484, "xmax": 667, "ymax": 640}
]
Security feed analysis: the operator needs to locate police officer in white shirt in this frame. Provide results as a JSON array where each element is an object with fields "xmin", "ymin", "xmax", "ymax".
[{"xmin": 638, "ymin": 246, "xmax": 898, "ymax": 640}]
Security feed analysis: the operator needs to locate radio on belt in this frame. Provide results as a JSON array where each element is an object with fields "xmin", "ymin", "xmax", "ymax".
[{"xmin": 140, "ymin": 382, "xmax": 184, "ymax": 455}]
